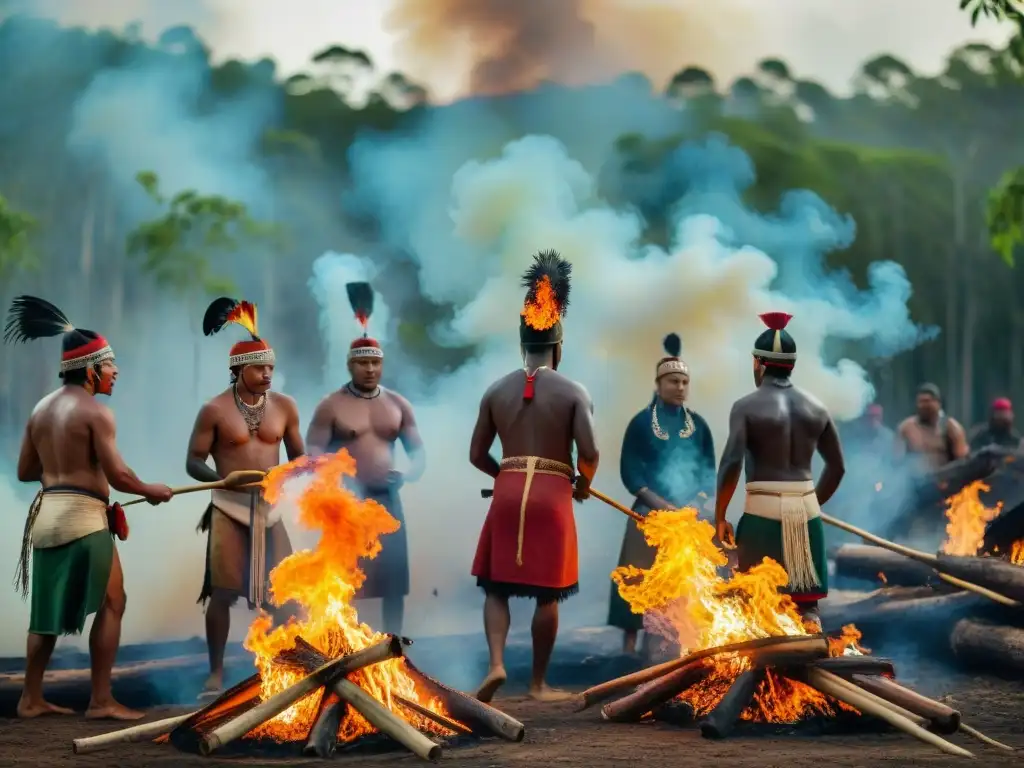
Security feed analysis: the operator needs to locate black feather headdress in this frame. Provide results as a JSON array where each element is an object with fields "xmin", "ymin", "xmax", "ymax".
[
  {"xmin": 519, "ymin": 250, "xmax": 572, "ymax": 347},
  {"xmin": 662, "ymin": 332, "xmax": 681, "ymax": 358},
  {"xmin": 202, "ymin": 297, "xmax": 260, "ymax": 340},
  {"xmin": 4, "ymin": 295, "xmax": 74, "ymax": 344},
  {"xmin": 346, "ymin": 282, "xmax": 374, "ymax": 337}
]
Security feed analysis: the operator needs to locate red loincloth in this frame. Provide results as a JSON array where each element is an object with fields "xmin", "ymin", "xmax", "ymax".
[{"xmin": 471, "ymin": 456, "xmax": 579, "ymax": 603}]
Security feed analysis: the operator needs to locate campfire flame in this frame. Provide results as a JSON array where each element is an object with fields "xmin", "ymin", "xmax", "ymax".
[
  {"xmin": 241, "ymin": 451, "xmax": 453, "ymax": 742},
  {"xmin": 612, "ymin": 508, "xmax": 864, "ymax": 723},
  {"xmin": 1011, "ymin": 540, "xmax": 1024, "ymax": 566},
  {"xmin": 521, "ymin": 275, "xmax": 560, "ymax": 330},
  {"xmin": 941, "ymin": 480, "xmax": 1002, "ymax": 557}
]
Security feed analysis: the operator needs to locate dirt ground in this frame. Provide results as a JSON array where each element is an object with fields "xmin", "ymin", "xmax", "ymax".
[{"xmin": 0, "ymin": 676, "xmax": 1021, "ymax": 768}]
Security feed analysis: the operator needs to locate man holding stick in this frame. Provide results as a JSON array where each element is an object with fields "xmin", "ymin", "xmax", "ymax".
[
  {"xmin": 186, "ymin": 298, "xmax": 304, "ymax": 697},
  {"xmin": 470, "ymin": 251, "xmax": 599, "ymax": 703},
  {"xmin": 4, "ymin": 296, "xmax": 173, "ymax": 720},
  {"xmin": 714, "ymin": 312, "xmax": 845, "ymax": 629},
  {"xmin": 305, "ymin": 282, "xmax": 425, "ymax": 636}
]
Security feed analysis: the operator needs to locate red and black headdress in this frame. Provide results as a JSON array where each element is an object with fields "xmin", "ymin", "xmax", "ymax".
[
  {"xmin": 346, "ymin": 282, "xmax": 383, "ymax": 361},
  {"xmin": 753, "ymin": 312, "xmax": 796, "ymax": 367},
  {"xmin": 519, "ymin": 249, "xmax": 572, "ymax": 346},
  {"xmin": 203, "ymin": 297, "xmax": 275, "ymax": 368},
  {"xmin": 4, "ymin": 296, "xmax": 114, "ymax": 375}
]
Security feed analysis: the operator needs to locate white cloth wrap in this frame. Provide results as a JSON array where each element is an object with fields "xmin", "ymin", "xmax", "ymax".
[
  {"xmin": 743, "ymin": 480, "xmax": 822, "ymax": 592},
  {"xmin": 211, "ymin": 488, "xmax": 280, "ymax": 608},
  {"xmin": 211, "ymin": 489, "xmax": 281, "ymax": 527},
  {"xmin": 31, "ymin": 492, "xmax": 108, "ymax": 549}
]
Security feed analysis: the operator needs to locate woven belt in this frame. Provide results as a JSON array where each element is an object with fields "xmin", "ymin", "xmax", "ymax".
[{"xmin": 500, "ymin": 456, "xmax": 573, "ymax": 480}]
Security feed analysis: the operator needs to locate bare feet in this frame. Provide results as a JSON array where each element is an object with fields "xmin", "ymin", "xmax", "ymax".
[
  {"xmin": 198, "ymin": 673, "xmax": 224, "ymax": 701},
  {"xmin": 475, "ymin": 667, "xmax": 507, "ymax": 703},
  {"xmin": 528, "ymin": 684, "xmax": 573, "ymax": 703},
  {"xmin": 16, "ymin": 698, "xmax": 75, "ymax": 718},
  {"xmin": 85, "ymin": 701, "xmax": 146, "ymax": 720}
]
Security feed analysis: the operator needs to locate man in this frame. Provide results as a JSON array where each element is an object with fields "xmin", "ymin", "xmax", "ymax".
[
  {"xmin": 4, "ymin": 295, "xmax": 173, "ymax": 720},
  {"xmin": 305, "ymin": 282, "xmax": 424, "ymax": 636},
  {"xmin": 186, "ymin": 297, "xmax": 305, "ymax": 697},
  {"xmin": 469, "ymin": 250, "xmax": 599, "ymax": 703},
  {"xmin": 715, "ymin": 312, "xmax": 845, "ymax": 630},
  {"xmin": 609, "ymin": 332, "xmax": 715, "ymax": 657},
  {"xmin": 969, "ymin": 398, "xmax": 1023, "ymax": 452},
  {"xmin": 896, "ymin": 383, "xmax": 969, "ymax": 470},
  {"xmin": 844, "ymin": 403, "xmax": 894, "ymax": 452}
]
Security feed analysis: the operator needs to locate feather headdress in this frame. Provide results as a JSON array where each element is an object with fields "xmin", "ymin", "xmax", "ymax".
[
  {"xmin": 4, "ymin": 295, "xmax": 113, "ymax": 374},
  {"xmin": 346, "ymin": 282, "xmax": 383, "ymax": 360},
  {"xmin": 657, "ymin": 332, "xmax": 688, "ymax": 379},
  {"xmin": 520, "ymin": 249, "xmax": 572, "ymax": 332},
  {"xmin": 202, "ymin": 297, "xmax": 274, "ymax": 368}
]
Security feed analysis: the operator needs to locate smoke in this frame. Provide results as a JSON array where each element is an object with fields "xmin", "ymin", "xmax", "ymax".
[{"xmin": 316, "ymin": 124, "xmax": 934, "ymax": 635}]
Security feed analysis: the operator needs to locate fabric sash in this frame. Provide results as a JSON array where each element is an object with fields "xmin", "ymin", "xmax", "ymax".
[
  {"xmin": 499, "ymin": 456, "xmax": 574, "ymax": 567},
  {"xmin": 744, "ymin": 480, "xmax": 821, "ymax": 592},
  {"xmin": 211, "ymin": 489, "xmax": 275, "ymax": 608}
]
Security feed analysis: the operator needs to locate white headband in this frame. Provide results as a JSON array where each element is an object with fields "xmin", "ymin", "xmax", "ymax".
[
  {"xmin": 657, "ymin": 359, "xmax": 688, "ymax": 378},
  {"xmin": 60, "ymin": 346, "xmax": 115, "ymax": 372},
  {"xmin": 229, "ymin": 348, "xmax": 276, "ymax": 367}
]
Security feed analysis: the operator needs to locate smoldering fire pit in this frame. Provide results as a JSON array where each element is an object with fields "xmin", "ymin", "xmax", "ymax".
[
  {"xmin": 71, "ymin": 634, "xmax": 523, "ymax": 761},
  {"xmin": 574, "ymin": 633, "xmax": 1009, "ymax": 758}
]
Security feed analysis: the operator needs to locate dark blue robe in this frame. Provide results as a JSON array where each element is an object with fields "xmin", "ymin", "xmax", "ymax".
[{"xmin": 608, "ymin": 399, "xmax": 715, "ymax": 632}]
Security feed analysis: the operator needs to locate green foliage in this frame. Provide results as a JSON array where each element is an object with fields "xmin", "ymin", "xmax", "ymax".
[
  {"xmin": 961, "ymin": 0, "xmax": 1024, "ymax": 25},
  {"xmin": 987, "ymin": 167, "xmax": 1024, "ymax": 265},
  {"xmin": 125, "ymin": 172, "xmax": 284, "ymax": 297},
  {"xmin": 0, "ymin": 194, "xmax": 38, "ymax": 282}
]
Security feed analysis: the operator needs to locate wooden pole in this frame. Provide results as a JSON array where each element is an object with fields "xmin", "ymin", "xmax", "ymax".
[
  {"xmin": 121, "ymin": 470, "xmax": 265, "ymax": 507},
  {"xmin": 72, "ymin": 712, "xmax": 195, "ymax": 754}
]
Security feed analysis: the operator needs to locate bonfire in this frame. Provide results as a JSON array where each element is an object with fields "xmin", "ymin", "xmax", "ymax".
[
  {"xmin": 72, "ymin": 451, "xmax": 524, "ymax": 761},
  {"xmin": 576, "ymin": 505, "xmax": 998, "ymax": 757}
]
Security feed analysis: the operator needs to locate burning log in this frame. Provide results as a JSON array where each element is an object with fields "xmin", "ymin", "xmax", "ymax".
[
  {"xmin": 303, "ymin": 692, "xmax": 346, "ymax": 758},
  {"xmin": 601, "ymin": 635, "xmax": 829, "ymax": 723},
  {"xmin": 395, "ymin": 694, "xmax": 474, "ymax": 736},
  {"xmin": 950, "ymin": 618, "xmax": 1024, "ymax": 676},
  {"xmin": 168, "ymin": 673, "xmax": 264, "ymax": 752},
  {"xmin": 935, "ymin": 553, "xmax": 1024, "ymax": 603},
  {"xmin": 812, "ymin": 655, "xmax": 895, "ymax": 677},
  {"xmin": 280, "ymin": 637, "xmax": 442, "ymax": 762},
  {"xmin": 575, "ymin": 634, "xmax": 825, "ymax": 711},
  {"xmin": 403, "ymin": 658, "xmax": 525, "ymax": 743},
  {"xmin": 698, "ymin": 668, "xmax": 765, "ymax": 740},
  {"xmin": 799, "ymin": 668, "xmax": 973, "ymax": 757},
  {"xmin": 849, "ymin": 675, "xmax": 959, "ymax": 734},
  {"xmin": 72, "ymin": 712, "xmax": 194, "ymax": 755},
  {"xmin": 834, "ymin": 544, "xmax": 938, "ymax": 586},
  {"xmin": 651, "ymin": 700, "xmax": 695, "ymax": 727},
  {"xmin": 200, "ymin": 635, "xmax": 403, "ymax": 756}
]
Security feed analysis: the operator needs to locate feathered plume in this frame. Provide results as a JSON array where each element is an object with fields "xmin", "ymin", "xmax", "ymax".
[
  {"xmin": 4, "ymin": 296, "xmax": 74, "ymax": 344},
  {"xmin": 520, "ymin": 249, "xmax": 572, "ymax": 331},
  {"xmin": 346, "ymin": 282, "xmax": 374, "ymax": 334},
  {"xmin": 759, "ymin": 312, "xmax": 793, "ymax": 331},
  {"xmin": 203, "ymin": 297, "xmax": 260, "ymax": 340},
  {"xmin": 662, "ymin": 332, "xmax": 681, "ymax": 358}
]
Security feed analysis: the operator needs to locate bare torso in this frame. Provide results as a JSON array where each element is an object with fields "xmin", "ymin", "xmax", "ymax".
[
  {"xmin": 28, "ymin": 387, "xmax": 110, "ymax": 497},
  {"xmin": 487, "ymin": 368, "xmax": 580, "ymax": 465},
  {"xmin": 898, "ymin": 417, "xmax": 952, "ymax": 471},
  {"xmin": 311, "ymin": 388, "xmax": 406, "ymax": 488},
  {"xmin": 206, "ymin": 391, "xmax": 294, "ymax": 475},
  {"xmin": 737, "ymin": 380, "xmax": 830, "ymax": 482}
]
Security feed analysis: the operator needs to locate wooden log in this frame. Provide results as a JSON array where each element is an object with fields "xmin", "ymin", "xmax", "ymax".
[
  {"xmin": 200, "ymin": 635, "xmax": 403, "ymax": 756},
  {"xmin": 168, "ymin": 673, "xmax": 263, "ymax": 751},
  {"xmin": 72, "ymin": 712, "xmax": 194, "ymax": 754},
  {"xmin": 602, "ymin": 635, "xmax": 829, "ymax": 723},
  {"xmin": 950, "ymin": 618, "xmax": 1024, "ymax": 675},
  {"xmin": 403, "ymin": 658, "xmax": 524, "ymax": 742},
  {"xmin": 281, "ymin": 638, "xmax": 441, "ymax": 762},
  {"xmin": 812, "ymin": 655, "xmax": 895, "ymax": 678},
  {"xmin": 395, "ymin": 694, "xmax": 474, "ymax": 736},
  {"xmin": 834, "ymin": 544, "xmax": 938, "ymax": 586},
  {"xmin": 699, "ymin": 668, "xmax": 764, "ymax": 739},
  {"xmin": 935, "ymin": 553, "xmax": 1024, "ymax": 603},
  {"xmin": 850, "ymin": 675, "xmax": 960, "ymax": 734},
  {"xmin": 820, "ymin": 590, "xmax": 980, "ymax": 634},
  {"xmin": 303, "ymin": 691, "xmax": 345, "ymax": 758},
  {"xmin": 575, "ymin": 634, "xmax": 826, "ymax": 712},
  {"xmin": 800, "ymin": 668, "xmax": 973, "ymax": 757},
  {"xmin": 651, "ymin": 700, "xmax": 695, "ymax": 727}
]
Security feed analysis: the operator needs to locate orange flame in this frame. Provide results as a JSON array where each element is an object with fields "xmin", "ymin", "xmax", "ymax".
[
  {"xmin": 241, "ymin": 451, "xmax": 455, "ymax": 742},
  {"xmin": 612, "ymin": 508, "xmax": 863, "ymax": 722},
  {"xmin": 1010, "ymin": 540, "xmax": 1024, "ymax": 566},
  {"xmin": 226, "ymin": 300, "xmax": 259, "ymax": 337},
  {"xmin": 941, "ymin": 480, "xmax": 1002, "ymax": 557},
  {"xmin": 521, "ymin": 275, "xmax": 560, "ymax": 331}
]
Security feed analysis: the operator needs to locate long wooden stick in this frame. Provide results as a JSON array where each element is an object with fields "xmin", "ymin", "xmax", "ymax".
[
  {"xmin": 72, "ymin": 712, "xmax": 195, "ymax": 754},
  {"xmin": 588, "ymin": 489, "xmax": 644, "ymax": 522},
  {"xmin": 121, "ymin": 480, "xmax": 262, "ymax": 507},
  {"xmin": 802, "ymin": 668, "xmax": 973, "ymax": 758},
  {"xmin": 395, "ymin": 694, "xmax": 473, "ymax": 736},
  {"xmin": 821, "ymin": 513, "xmax": 1019, "ymax": 607}
]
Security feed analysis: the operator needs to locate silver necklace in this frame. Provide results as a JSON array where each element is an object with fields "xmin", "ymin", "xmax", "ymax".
[
  {"xmin": 234, "ymin": 385, "xmax": 268, "ymax": 434},
  {"xmin": 652, "ymin": 403, "xmax": 695, "ymax": 441},
  {"xmin": 346, "ymin": 383, "xmax": 381, "ymax": 400}
]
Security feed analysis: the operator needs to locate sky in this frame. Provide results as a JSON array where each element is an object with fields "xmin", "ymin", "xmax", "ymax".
[{"xmin": 19, "ymin": 0, "xmax": 1017, "ymax": 101}]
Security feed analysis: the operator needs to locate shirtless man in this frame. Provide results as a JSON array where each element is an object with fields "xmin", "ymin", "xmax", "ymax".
[
  {"xmin": 187, "ymin": 298, "xmax": 304, "ymax": 696},
  {"xmin": 305, "ymin": 282, "xmax": 424, "ymax": 635},
  {"xmin": 470, "ymin": 251, "xmax": 599, "ymax": 703},
  {"xmin": 715, "ymin": 312, "xmax": 845, "ymax": 629},
  {"xmin": 896, "ymin": 383, "xmax": 969, "ymax": 471},
  {"xmin": 4, "ymin": 296, "xmax": 173, "ymax": 720}
]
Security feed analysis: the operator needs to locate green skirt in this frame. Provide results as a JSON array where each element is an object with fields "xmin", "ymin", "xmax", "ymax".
[
  {"xmin": 735, "ymin": 514, "xmax": 828, "ymax": 602},
  {"xmin": 29, "ymin": 531, "xmax": 113, "ymax": 636}
]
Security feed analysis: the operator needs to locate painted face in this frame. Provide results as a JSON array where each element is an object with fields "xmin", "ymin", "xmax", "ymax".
[
  {"xmin": 753, "ymin": 356, "xmax": 765, "ymax": 387},
  {"xmin": 348, "ymin": 357, "xmax": 382, "ymax": 391},
  {"xmin": 657, "ymin": 372, "xmax": 689, "ymax": 407},
  {"xmin": 90, "ymin": 358, "xmax": 119, "ymax": 396},
  {"xmin": 240, "ymin": 363, "xmax": 274, "ymax": 394}
]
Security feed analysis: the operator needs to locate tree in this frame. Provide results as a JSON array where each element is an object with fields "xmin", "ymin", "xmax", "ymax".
[
  {"xmin": 125, "ymin": 171, "xmax": 284, "ymax": 398},
  {"xmin": 0, "ymin": 193, "xmax": 38, "ymax": 284}
]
